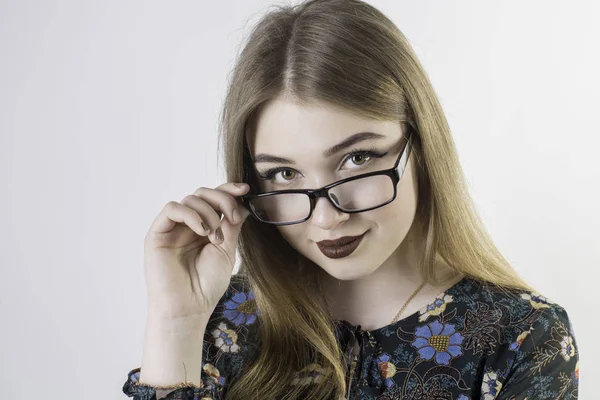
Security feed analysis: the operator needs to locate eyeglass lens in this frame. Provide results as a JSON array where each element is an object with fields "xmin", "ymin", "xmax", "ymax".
[{"xmin": 248, "ymin": 174, "xmax": 394, "ymax": 223}]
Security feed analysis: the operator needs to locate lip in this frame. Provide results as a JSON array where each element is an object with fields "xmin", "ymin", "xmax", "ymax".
[{"xmin": 316, "ymin": 232, "xmax": 367, "ymax": 259}]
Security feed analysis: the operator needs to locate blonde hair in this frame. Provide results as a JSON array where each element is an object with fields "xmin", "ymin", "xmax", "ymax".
[{"xmin": 217, "ymin": 1, "xmax": 536, "ymax": 398}]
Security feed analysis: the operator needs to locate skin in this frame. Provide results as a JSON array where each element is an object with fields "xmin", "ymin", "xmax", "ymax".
[{"xmin": 246, "ymin": 92, "xmax": 461, "ymax": 331}]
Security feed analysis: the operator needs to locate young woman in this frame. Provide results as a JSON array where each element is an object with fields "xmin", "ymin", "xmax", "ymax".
[{"xmin": 123, "ymin": 1, "xmax": 579, "ymax": 399}]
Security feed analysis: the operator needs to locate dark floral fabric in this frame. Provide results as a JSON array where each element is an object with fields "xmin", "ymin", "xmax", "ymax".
[{"xmin": 123, "ymin": 275, "xmax": 579, "ymax": 399}]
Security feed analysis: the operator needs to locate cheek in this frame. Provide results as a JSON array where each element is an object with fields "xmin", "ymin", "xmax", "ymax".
[
  {"xmin": 373, "ymin": 193, "xmax": 416, "ymax": 228},
  {"xmin": 370, "ymin": 163, "xmax": 419, "ymax": 230},
  {"xmin": 276, "ymin": 225, "xmax": 305, "ymax": 248}
]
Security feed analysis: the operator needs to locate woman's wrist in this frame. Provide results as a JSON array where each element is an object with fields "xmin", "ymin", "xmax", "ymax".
[{"xmin": 139, "ymin": 313, "xmax": 209, "ymax": 387}]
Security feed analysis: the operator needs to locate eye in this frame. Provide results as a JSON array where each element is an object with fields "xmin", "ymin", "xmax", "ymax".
[
  {"xmin": 345, "ymin": 152, "xmax": 370, "ymax": 167},
  {"xmin": 256, "ymin": 148, "xmax": 388, "ymax": 183},
  {"xmin": 280, "ymin": 169, "xmax": 296, "ymax": 180},
  {"xmin": 257, "ymin": 167, "xmax": 297, "ymax": 182},
  {"xmin": 341, "ymin": 149, "xmax": 387, "ymax": 169}
]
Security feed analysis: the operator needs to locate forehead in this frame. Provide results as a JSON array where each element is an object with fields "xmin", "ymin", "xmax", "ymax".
[{"xmin": 247, "ymin": 96, "xmax": 403, "ymax": 159}]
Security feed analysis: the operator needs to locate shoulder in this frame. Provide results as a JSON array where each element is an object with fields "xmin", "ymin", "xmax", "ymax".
[
  {"xmin": 452, "ymin": 277, "xmax": 579, "ymax": 399},
  {"xmin": 452, "ymin": 277, "xmax": 578, "ymax": 347},
  {"xmin": 446, "ymin": 276, "xmax": 571, "ymax": 319},
  {"xmin": 419, "ymin": 276, "xmax": 578, "ymax": 349}
]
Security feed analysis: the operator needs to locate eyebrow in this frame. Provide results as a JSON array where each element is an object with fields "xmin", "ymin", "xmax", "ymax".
[{"xmin": 253, "ymin": 131, "xmax": 386, "ymax": 164}]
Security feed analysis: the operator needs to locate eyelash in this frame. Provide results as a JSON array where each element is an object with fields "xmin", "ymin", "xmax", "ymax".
[{"xmin": 257, "ymin": 147, "xmax": 388, "ymax": 181}]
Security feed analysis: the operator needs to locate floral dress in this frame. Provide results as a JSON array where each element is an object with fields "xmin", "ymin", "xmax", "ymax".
[{"xmin": 123, "ymin": 275, "xmax": 579, "ymax": 399}]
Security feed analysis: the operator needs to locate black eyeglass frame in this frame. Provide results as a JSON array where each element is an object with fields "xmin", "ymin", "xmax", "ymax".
[{"xmin": 240, "ymin": 128, "xmax": 414, "ymax": 226}]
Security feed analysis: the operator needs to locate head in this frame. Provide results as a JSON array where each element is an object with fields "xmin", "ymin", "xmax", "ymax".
[
  {"xmin": 216, "ymin": 1, "xmax": 535, "ymax": 398},
  {"xmin": 245, "ymin": 94, "xmax": 421, "ymax": 283}
]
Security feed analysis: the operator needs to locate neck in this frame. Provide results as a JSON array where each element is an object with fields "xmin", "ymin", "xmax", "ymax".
[{"xmin": 322, "ymin": 218, "xmax": 456, "ymax": 330}]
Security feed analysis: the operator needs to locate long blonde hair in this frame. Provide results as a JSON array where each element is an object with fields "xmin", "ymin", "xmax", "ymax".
[{"xmin": 217, "ymin": 1, "xmax": 536, "ymax": 398}]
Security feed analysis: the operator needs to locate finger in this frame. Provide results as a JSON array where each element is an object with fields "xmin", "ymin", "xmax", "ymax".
[
  {"xmin": 181, "ymin": 194, "xmax": 221, "ymax": 236},
  {"xmin": 200, "ymin": 182, "xmax": 252, "ymax": 257},
  {"xmin": 214, "ymin": 200, "xmax": 253, "ymax": 259},
  {"xmin": 149, "ymin": 201, "xmax": 209, "ymax": 237},
  {"xmin": 217, "ymin": 182, "xmax": 252, "ymax": 221},
  {"xmin": 183, "ymin": 195, "xmax": 247, "ymax": 245},
  {"xmin": 192, "ymin": 183, "xmax": 250, "ymax": 226}
]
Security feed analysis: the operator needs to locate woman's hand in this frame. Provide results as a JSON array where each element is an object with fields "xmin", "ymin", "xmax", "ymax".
[{"xmin": 143, "ymin": 182, "xmax": 251, "ymax": 320}]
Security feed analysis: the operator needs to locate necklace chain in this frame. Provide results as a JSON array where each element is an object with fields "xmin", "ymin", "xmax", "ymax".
[
  {"xmin": 325, "ymin": 278, "xmax": 428, "ymax": 326},
  {"xmin": 334, "ymin": 278, "xmax": 427, "ymax": 400},
  {"xmin": 390, "ymin": 279, "xmax": 427, "ymax": 324}
]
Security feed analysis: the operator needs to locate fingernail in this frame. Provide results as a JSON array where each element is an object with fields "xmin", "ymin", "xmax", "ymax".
[
  {"xmin": 215, "ymin": 227, "xmax": 224, "ymax": 242},
  {"xmin": 232, "ymin": 208, "xmax": 240, "ymax": 223},
  {"xmin": 201, "ymin": 222, "xmax": 209, "ymax": 232},
  {"xmin": 234, "ymin": 183, "xmax": 247, "ymax": 188}
]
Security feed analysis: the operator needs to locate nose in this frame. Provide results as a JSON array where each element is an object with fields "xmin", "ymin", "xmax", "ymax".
[{"xmin": 309, "ymin": 195, "xmax": 349, "ymax": 230}]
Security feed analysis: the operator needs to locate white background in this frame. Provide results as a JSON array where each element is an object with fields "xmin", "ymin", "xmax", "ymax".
[{"xmin": 1, "ymin": 1, "xmax": 596, "ymax": 398}]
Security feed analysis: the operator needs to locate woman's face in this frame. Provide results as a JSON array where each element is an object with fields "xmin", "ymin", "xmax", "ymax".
[{"xmin": 246, "ymin": 94, "xmax": 419, "ymax": 281}]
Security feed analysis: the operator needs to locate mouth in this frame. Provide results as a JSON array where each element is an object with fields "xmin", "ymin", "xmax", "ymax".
[{"xmin": 316, "ymin": 232, "xmax": 367, "ymax": 259}]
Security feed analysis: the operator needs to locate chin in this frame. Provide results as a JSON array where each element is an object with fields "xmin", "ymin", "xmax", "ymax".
[
  {"xmin": 319, "ymin": 259, "xmax": 378, "ymax": 281},
  {"xmin": 328, "ymin": 270, "xmax": 368, "ymax": 281}
]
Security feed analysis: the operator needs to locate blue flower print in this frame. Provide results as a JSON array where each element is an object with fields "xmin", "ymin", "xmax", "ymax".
[
  {"xmin": 508, "ymin": 328, "xmax": 532, "ymax": 352},
  {"xmin": 376, "ymin": 353, "xmax": 397, "ymax": 388},
  {"xmin": 212, "ymin": 322, "xmax": 241, "ymax": 353},
  {"xmin": 481, "ymin": 370, "xmax": 502, "ymax": 400},
  {"xmin": 411, "ymin": 319, "xmax": 464, "ymax": 365},
  {"xmin": 572, "ymin": 361, "xmax": 579, "ymax": 387},
  {"xmin": 223, "ymin": 290, "xmax": 258, "ymax": 327},
  {"xmin": 290, "ymin": 363, "xmax": 328, "ymax": 386},
  {"xmin": 203, "ymin": 362, "xmax": 227, "ymax": 386},
  {"xmin": 417, "ymin": 293, "xmax": 454, "ymax": 322},
  {"xmin": 520, "ymin": 292, "xmax": 555, "ymax": 309}
]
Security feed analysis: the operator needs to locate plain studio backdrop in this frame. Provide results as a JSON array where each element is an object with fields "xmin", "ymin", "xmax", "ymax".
[{"xmin": 1, "ymin": 1, "xmax": 597, "ymax": 398}]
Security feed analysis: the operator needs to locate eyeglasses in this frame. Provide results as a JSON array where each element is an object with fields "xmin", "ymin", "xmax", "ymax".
[{"xmin": 241, "ymin": 129, "xmax": 413, "ymax": 226}]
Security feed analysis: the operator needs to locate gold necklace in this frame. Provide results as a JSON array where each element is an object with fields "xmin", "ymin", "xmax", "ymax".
[
  {"xmin": 325, "ymin": 278, "xmax": 428, "ymax": 326},
  {"xmin": 390, "ymin": 279, "xmax": 427, "ymax": 324},
  {"xmin": 338, "ymin": 278, "xmax": 427, "ymax": 400}
]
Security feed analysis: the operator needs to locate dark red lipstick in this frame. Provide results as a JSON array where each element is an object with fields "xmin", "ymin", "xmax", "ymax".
[{"xmin": 316, "ymin": 232, "xmax": 367, "ymax": 259}]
